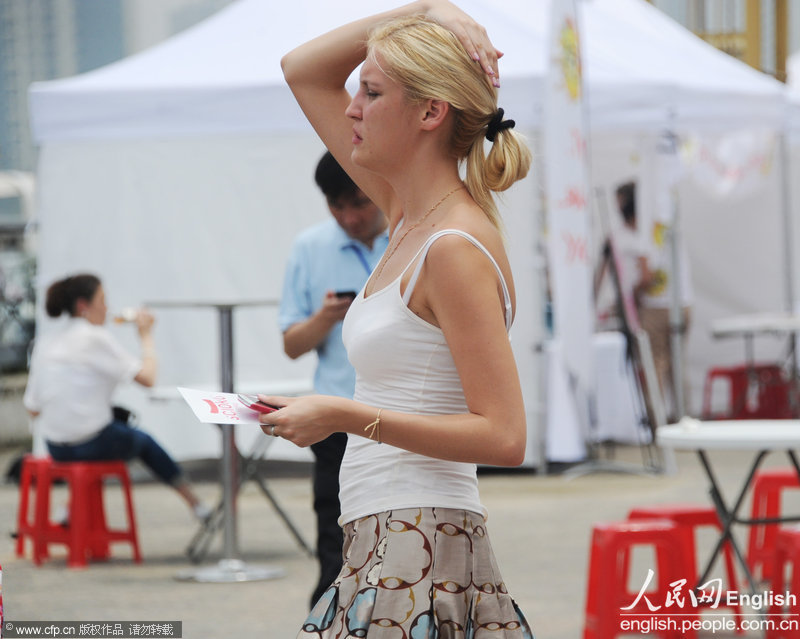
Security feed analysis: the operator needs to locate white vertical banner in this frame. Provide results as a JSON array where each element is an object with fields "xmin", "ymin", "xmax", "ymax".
[{"xmin": 543, "ymin": 0, "xmax": 594, "ymax": 394}]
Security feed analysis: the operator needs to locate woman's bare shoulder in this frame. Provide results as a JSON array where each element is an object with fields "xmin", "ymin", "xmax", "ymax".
[{"xmin": 432, "ymin": 203, "xmax": 508, "ymax": 261}]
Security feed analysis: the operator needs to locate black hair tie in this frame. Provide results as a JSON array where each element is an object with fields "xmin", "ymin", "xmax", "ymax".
[{"xmin": 485, "ymin": 108, "xmax": 516, "ymax": 142}]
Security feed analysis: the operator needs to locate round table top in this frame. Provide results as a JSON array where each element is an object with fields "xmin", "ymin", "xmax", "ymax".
[
  {"xmin": 658, "ymin": 419, "xmax": 800, "ymax": 450},
  {"xmin": 144, "ymin": 299, "xmax": 279, "ymax": 309}
]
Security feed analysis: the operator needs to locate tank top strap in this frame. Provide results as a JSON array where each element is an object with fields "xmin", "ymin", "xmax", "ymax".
[{"xmin": 401, "ymin": 229, "xmax": 513, "ymax": 331}]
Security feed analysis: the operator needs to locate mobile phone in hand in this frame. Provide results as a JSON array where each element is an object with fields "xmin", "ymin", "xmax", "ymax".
[
  {"xmin": 335, "ymin": 290, "xmax": 357, "ymax": 301},
  {"xmin": 237, "ymin": 394, "xmax": 280, "ymax": 414}
]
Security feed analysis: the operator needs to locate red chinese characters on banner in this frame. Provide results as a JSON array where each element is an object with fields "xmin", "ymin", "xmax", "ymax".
[
  {"xmin": 562, "ymin": 232, "xmax": 588, "ymax": 264},
  {"xmin": 558, "ymin": 186, "xmax": 587, "ymax": 211}
]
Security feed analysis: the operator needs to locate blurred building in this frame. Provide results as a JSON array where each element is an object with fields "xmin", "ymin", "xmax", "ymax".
[
  {"xmin": 0, "ymin": 0, "xmax": 123, "ymax": 171},
  {"xmin": 0, "ymin": 0, "xmax": 233, "ymax": 375},
  {"xmin": 0, "ymin": 0, "xmax": 234, "ymax": 173},
  {"xmin": 651, "ymin": 0, "xmax": 796, "ymax": 81}
]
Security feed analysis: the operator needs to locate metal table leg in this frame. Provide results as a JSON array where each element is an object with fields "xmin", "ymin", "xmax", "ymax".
[
  {"xmin": 696, "ymin": 448, "xmax": 800, "ymax": 599},
  {"xmin": 186, "ymin": 434, "xmax": 313, "ymax": 562},
  {"xmin": 176, "ymin": 305, "xmax": 285, "ymax": 583},
  {"xmin": 696, "ymin": 449, "xmax": 764, "ymax": 594}
]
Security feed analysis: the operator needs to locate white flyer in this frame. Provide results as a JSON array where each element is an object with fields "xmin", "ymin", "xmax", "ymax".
[{"xmin": 177, "ymin": 387, "xmax": 262, "ymax": 425}]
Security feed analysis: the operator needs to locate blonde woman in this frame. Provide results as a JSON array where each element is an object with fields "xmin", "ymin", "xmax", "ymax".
[{"xmin": 260, "ymin": 1, "xmax": 533, "ymax": 636}]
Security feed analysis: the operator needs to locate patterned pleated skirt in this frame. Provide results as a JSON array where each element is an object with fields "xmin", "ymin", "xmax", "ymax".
[{"xmin": 298, "ymin": 507, "xmax": 534, "ymax": 638}]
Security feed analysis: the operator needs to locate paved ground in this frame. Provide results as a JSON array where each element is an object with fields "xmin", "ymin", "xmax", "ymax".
[{"xmin": 1, "ymin": 443, "xmax": 796, "ymax": 638}]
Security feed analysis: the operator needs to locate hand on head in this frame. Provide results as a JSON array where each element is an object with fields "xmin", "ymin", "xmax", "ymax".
[{"xmin": 426, "ymin": 0, "xmax": 503, "ymax": 86}]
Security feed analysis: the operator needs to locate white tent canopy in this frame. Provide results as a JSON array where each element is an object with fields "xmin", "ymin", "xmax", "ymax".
[
  {"xmin": 30, "ymin": 0, "xmax": 786, "ymax": 142},
  {"xmin": 581, "ymin": 0, "xmax": 785, "ymax": 131},
  {"xmin": 28, "ymin": 0, "xmax": 789, "ymax": 465},
  {"xmin": 29, "ymin": 0, "xmax": 540, "ymax": 140}
]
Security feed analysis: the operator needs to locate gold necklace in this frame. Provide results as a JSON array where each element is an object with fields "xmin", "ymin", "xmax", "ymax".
[{"xmin": 370, "ymin": 185, "xmax": 464, "ymax": 286}]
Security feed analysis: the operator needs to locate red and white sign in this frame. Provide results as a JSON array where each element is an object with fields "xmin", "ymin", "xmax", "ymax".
[{"xmin": 177, "ymin": 387, "xmax": 262, "ymax": 424}]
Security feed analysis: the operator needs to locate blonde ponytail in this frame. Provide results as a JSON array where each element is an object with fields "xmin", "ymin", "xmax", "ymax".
[{"xmin": 464, "ymin": 118, "xmax": 531, "ymax": 229}]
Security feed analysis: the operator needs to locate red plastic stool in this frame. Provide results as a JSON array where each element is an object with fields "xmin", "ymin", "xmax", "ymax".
[
  {"xmin": 628, "ymin": 504, "xmax": 742, "ymax": 625},
  {"xmin": 766, "ymin": 527, "xmax": 800, "ymax": 639},
  {"xmin": 702, "ymin": 364, "xmax": 791, "ymax": 420},
  {"xmin": 747, "ymin": 468, "xmax": 800, "ymax": 582},
  {"xmin": 15, "ymin": 455, "xmax": 142, "ymax": 568},
  {"xmin": 15, "ymin": 456, "xmax": 53, "ymax": 564},
  {"xmin": 584, "ymin": 519, "xmax": 697, "ymax": 639}
]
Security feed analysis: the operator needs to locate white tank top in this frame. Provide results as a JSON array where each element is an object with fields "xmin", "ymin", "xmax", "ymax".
[{"xmin": 339, "ymin": 229, "xmax": 513, "ymax": 525}]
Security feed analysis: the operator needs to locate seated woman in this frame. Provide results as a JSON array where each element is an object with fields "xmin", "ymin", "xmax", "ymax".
[{"xmin": 23, "ymin": 273, "xmax": 210, "ymax": 522}]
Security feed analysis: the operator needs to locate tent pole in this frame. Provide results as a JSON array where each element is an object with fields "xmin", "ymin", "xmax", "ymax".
[
  {"xmin": 779, "ymin": 131, "xmax": 796, "ymax": 315},
  {"xmin": 668, "ymin": 186, "xmax": 686, "ymax": 418},
  {"xmin": 779, "ymin": 129, "xmax": 799, "ymax": 415},
  {"xmin": 533, "ymin": 131, "xmax": 552, "ymax": 475},
  {"xmin": 663, "ymin": 126, "xmax": 687, "ymax": 419}
]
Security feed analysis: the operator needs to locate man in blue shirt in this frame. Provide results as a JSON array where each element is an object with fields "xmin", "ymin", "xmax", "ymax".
[{"xmin": 279, "ymin": 151, "xmax": 388, "ymax": 608}]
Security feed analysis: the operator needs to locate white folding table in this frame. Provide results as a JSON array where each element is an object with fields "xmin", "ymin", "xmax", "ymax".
[{"xmin": 658, "ymin": 419, "xmax": 800, "ymax": 593}]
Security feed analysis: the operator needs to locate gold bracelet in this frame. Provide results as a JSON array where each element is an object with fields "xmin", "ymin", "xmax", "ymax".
[{"xmin": 364, "ymin": 408, "xmax": 382, "ymax": 444}]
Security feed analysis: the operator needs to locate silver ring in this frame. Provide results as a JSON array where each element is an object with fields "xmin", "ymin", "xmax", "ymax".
[{"xmin": 270, "ymin": 424, "xmax": 276, "ymax": 437}]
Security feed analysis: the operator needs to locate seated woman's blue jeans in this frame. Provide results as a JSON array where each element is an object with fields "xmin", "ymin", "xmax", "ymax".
[{"xmin": 47, "ymin": 420, "xmax": 182, "ymax": 485}]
